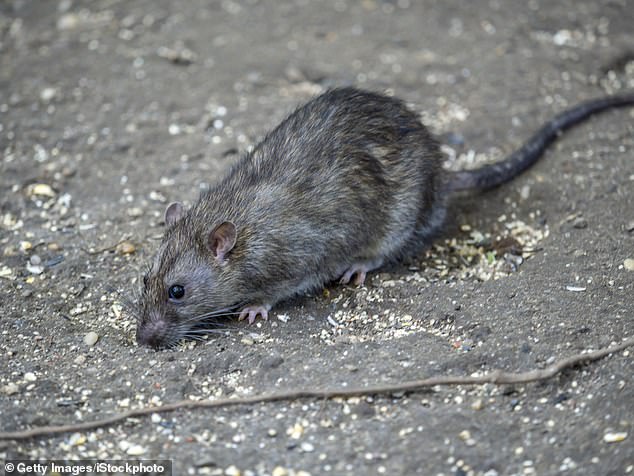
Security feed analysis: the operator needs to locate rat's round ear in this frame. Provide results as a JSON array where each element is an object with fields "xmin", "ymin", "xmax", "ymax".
[
  {"xmin": 208, "ymin": 221, "xmax": 237, "ymax": 264},
  {"xmin": 165, "ymin": 202, "xmax": 184, "ymax": 226}
]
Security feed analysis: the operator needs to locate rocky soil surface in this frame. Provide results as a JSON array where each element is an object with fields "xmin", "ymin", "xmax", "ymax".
[{"xmin": 1, "ymin": 1, "xmax": 633, "ymax": 475}]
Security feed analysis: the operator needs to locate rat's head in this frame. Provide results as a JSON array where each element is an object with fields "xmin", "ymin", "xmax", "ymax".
[{"xmin": 136, "ymin": 202, "xmax": 240, "ymax": 349}]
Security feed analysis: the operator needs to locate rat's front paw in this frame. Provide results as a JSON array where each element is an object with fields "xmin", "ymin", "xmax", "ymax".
[{"xmin": 238, "ymin": 304, "xmax": 271, "ymax": 324}]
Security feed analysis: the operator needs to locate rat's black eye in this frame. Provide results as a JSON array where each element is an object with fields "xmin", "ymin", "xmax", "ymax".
[{"xmin": 168, "ymin": 284, "xmax": 185, "ymax": 300}]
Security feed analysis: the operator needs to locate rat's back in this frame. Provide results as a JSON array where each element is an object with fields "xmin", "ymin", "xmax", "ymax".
[{"xmin": 194, "ymin": 88, "xmax": 445, "ymax": 301}]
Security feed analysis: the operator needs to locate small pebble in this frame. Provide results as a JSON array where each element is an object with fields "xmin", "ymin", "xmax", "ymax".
[
  {"xmin": 603, "ymin": 432, "xmax": 627, "ymax": 443},
  {"xmin": 224, "ymin": 465, "xmax": 241, "ymax": 476},
  {"xmin": 68, "ymin": 433, "xmax": 86, "ymax": 446},
  {"xmin": 24, "ymin": 372, "xmax": 37, "ymax": 382},
  {"xmin": 626, "ymin": 221, "xmax": 634, "ymax": 232},
  {"xmin": 126, "ymin": 444, "xmax": 146, "ymax": 456},
  {"xmin": 27, "ymin": 183, "xmax": 56, "ymax": 198},
  {"xmin": 74, "ymin": 355, "xmax": 86, "ymax": 365},
  {"xmin": 19, "ymin": 241, "xmax": 32, "ymax": 252},
  {"xmin": 149, "ymin": 190, "xmax": 167, "ymax": 202},
  {"xmin": 300, "ymin": 442, "xmax": 315, "ymax": 452},
  {"xmin": 1, "ymin": 383, "xmax": 19, "ymax": 395},
  {"xmin": 26, "ymin": 254, "xmax": 44, "ymax": 275},
  {"xmin": 157, "ymin": 45, "xmax": 197, "ymax": 65},
  {"xmin": 84, "ymin": 331, "xmax": 99, "ymax": 346},
  {"xmin": 40, "ymin": 87, "xmax": 58, "ymax": 102},
  {"xmin": 624, "ymin": 259, "xmax": 634, "ymax": 271},
  {"xmin": 565, "ymin": 285, "xmax": 586, "ymax": 292},
  {"xmin": 116, "ymin": 241, "xmax": 136, "ymax": 255},
  {"xmin": 57, "ymin": 13, "xmax": 79, "ymax": 30},
  {"xmin": 287, "ymin": 423, "xmax": 304, "ymax": 439},
  {"xmin": 0, "ymin": 266, "xmax": 15, "ymax": 279},
  {"xmin": 127, "ymin": 207, "xmax": 143, "ymax": 217}
]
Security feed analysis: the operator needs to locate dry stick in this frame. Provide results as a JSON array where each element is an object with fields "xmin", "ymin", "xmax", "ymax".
[{"xmin": 1, "ymin": 336, "xmax": 632, "ymax": 441}]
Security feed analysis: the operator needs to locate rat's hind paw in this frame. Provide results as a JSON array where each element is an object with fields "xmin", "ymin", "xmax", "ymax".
[
  {"xmin": 339, "ymin": 260, "xmax": 383, "ymax": 286},
  {"xmin": 238, "ymin": 304, "xmax": 271, "ymax": 324},
  {"xmin": 339, "ymin": 267, "xmax": 367, "ymax": 286}
]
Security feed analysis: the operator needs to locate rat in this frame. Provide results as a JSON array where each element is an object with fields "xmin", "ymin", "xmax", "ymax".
[{"xmin": 136, "ymin": 87, "xmax": 634, "ymax": 348}]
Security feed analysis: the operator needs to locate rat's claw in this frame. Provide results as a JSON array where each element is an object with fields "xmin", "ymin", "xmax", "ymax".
[
  {"xmin": 354, "ymin": 270, "xmax": 367, "ymax": 285},
  {"xmin": 339, "ymin": 265, "xmax": 368, "ymax": 286},
  {"xmin": 339, "ymin": 269, "xmax": 354, "ymax": 285},
  {"xmin": 238, "ymin": 305, "xmax": 270, "ymax": 324}
]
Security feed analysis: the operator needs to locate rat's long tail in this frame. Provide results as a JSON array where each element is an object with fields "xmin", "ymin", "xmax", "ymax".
[{"xmin": 444, "ymin": 93, "xmax": 634, "ymax": 192}]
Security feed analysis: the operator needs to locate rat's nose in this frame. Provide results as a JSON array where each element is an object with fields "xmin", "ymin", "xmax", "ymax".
[{"xmin": 136, "ymin": 318, "xmax": 169, "ymax": 349}]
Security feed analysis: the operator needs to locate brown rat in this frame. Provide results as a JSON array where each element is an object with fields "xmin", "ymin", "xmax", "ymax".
[{"xmin": 136, "ymin": 87, "xmax": 634, "ymax": 348}]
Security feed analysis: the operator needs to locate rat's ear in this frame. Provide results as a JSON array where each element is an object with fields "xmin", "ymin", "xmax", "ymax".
[
  {"xmin": 165, "ymin": 202, "xmax": 184, "ymax": 226},
  {"xmin": 208, "ymin": 221, "xmax": 237, "ymax": 264}
]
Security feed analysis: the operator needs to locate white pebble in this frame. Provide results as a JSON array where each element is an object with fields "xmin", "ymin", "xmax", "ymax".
[
  {"xmin": 565, "ymin": 285, "xmax": 586, "ymax": 292},
  {"xmin": 24, "ymin": 372, "xmax": 37, "ymax": 382},
  {"xmin": 300, "ymin": 442, "xmax": 315, "ymax": 452},
  {"xmin": 57, "ymin": 13, "xmax": 79, "ymax": 30},
  {"xmin": 603, "ymin": 431, "xmax": 627, "ymax": 443},
  {"xmin": 127, "ymin": 207, "xmax": 143, "ymax": 217},
  {"xmin": 126, "ymin": 444, "xmax": 146, "ymax": 456},
  {"xmin": 83, "ymin": 331, "xmax": 99, "ymax": 346},
  {"xmin": 40, "ymin": 87, "xmax": 58, "ymax": 102},
  {"xmin": 225, "ymin": 465, "xmax": 241, "ymax": 476},
  {"xmin": 1, "ymin": 383, "xmax": 19, "ymax": 395}
]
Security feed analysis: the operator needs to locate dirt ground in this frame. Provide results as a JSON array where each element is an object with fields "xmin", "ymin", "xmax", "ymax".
[{"xmin": 1, "ymin": 1, "xmax": 633, "ymax": 475}]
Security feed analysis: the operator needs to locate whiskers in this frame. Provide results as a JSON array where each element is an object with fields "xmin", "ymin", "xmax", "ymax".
[
  {"xmin": 167, "ymin": 301, "xmax": 248, "ymax": 346},
  {"xmin": 183, "ymin": 327, "xmax": 233, "ymax": 340},
  {"xmin": 181, "ymin": 309, "xmax": 242, "ymax": 325}
]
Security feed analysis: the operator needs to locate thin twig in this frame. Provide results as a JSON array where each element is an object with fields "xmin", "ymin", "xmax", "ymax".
[{"xmin": 1, "ymin": 336, "xmax": 631, "ymax": 441}]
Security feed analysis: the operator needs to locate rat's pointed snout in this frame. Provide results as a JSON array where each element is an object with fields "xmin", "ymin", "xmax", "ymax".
[{"xmin": 136, "ymin": 316, "xmax": 169, "ymax": 349}]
